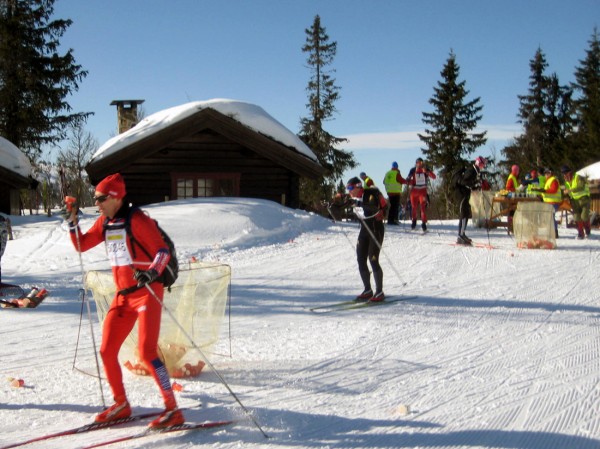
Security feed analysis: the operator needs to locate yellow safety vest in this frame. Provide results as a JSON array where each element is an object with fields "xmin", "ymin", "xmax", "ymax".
[
  {"xmin": 383, "ymin": 169, "xmax": 402, "ymax": 194},
  {"xmin": 506, "ymin": 174, "xmax": 519, "ymax": 191},
  {"xmin": 565, "ymin": 173, "xmax": 590, "ymax": 200},
  {"xmin": 542, "ymin": 176, "xmax": 562, "ymax": 204}
]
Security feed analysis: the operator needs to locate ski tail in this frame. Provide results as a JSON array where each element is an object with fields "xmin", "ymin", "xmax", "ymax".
[{"xmin": 0, "ymin": 411, "xmax": 160, "ymax": 449}]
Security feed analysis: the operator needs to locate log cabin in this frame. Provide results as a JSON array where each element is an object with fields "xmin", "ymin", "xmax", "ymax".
[{"xmin": 86, "ymin": 99, "xmax": 324, "ymax": 208}]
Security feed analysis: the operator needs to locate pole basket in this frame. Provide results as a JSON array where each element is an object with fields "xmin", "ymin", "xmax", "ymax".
[{"xmin": 84, "ymin": 260, "xmax": 231, "ymax": 378}]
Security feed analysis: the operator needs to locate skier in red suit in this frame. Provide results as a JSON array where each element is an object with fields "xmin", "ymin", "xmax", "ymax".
[
  {"xmin": 67, "ymin": 173, "xmax": 184, "ymax": 429},
  {"xmin": 406, "ymin": 158, "xmax": 436, "ymax": 232}
]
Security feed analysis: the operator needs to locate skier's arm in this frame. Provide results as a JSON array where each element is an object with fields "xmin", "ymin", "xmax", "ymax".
[
  {"xmin": 376, "ymin": 193, "xmax": 388, "ymax": 220},
  {"xmin": 69, "ymin": 218, "xmax": 104, "ymax": 252},
  {"xmin": 396, "ymin": 172, "xmax": 408, "ymax": 184}
]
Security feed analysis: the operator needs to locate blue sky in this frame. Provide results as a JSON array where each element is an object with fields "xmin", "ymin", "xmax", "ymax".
[{"xmin": 53, "ymin": 0, "xmax": 599, "ymax": 187}]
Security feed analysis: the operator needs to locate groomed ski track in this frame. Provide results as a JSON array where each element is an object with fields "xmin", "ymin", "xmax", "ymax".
[{"xmin": 1, "ymin": 205, "xmax": 599, "ymax": 449}]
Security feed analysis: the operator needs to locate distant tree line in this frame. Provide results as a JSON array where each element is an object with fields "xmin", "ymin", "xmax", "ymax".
[{"xmin": 299, "ymin": 16, "xmax": 600, "ymax": 218}]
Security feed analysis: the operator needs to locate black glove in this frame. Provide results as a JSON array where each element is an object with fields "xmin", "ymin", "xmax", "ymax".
[{"xmin": 134, "ymin": 269, "xmax": 159, "ymax": 286}]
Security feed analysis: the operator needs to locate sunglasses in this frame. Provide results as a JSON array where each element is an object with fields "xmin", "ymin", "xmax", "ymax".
[{"xmin": 93, "ymin": 194, "xmax": 110, "ymax": 203}]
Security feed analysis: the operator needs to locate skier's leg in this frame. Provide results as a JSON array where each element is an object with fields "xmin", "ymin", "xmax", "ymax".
[
  {"xmin": 356, "ymin": 235, "xmax": 371, "ymax": 292},
  {"xmin": 100, "ymin": 302, "xmax": 137, "ymax": 401}
]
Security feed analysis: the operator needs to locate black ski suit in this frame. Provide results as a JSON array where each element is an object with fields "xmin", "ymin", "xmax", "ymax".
[
  {"xmin": 454, "ymin": 164, "xmax": 482, "ymax": 237},
  {"xmin": 355, "ymin": 188, "xmax": 387, "ymax": 294}
]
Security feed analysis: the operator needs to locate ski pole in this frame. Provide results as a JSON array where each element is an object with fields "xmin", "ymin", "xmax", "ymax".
[
  {"xmin": 326, "ymin": 204, "xmax": 359, "ymax": 254},
  {"xmin": 143, "ymin": 282, "xmax": 269, "ymax": 439},
  {"xmin": 355, "ymin": 213, "xmax": 407, "ymax": 287},
  {"xmin": 66, "ymin": 196, "xmax": 106, "ymax": 408}
]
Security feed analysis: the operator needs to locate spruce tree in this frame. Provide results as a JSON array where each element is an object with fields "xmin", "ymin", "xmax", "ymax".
[
  {"xmin": 572, "ymin": 27, "xmax": 600, "ymax": 165},
  {"xmin": 418, "ymin": 50, "xmax": 487, "ymax": 215},
  {"xmin": 299, "ymin": 15, "xmax": 355, "ymax": 212},
  {"xmin": 503, "ymin": 48, "xmax": 573, "ymax": 171},
  {"xmin": 0, "ymin": 0, "xmax": 90, "ymax": 158}
]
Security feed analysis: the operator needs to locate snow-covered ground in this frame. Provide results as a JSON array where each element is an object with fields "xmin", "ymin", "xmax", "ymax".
[{"xmin": 1, "ymin": 197, "xmax": 599, "ymax": 449}]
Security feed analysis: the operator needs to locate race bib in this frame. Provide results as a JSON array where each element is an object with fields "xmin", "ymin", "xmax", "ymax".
[{"xmin": 105, "ymin": 227, "xmax": 132, "ymax": 267}]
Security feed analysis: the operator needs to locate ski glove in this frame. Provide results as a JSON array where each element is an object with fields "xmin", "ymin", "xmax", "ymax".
[
  {"xmin": 134, "ymin": 269, "xmax": 159, "ymax": 287},
  {"xmin": 61, "ymin": 197, "xmax": 79, "ymax": 226}
]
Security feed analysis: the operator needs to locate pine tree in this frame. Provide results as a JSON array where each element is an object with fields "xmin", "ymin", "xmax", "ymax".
[
  {"xmin": 299, "ymin": 15, "xmax": 355, "ymax": 212},
  {"xmin": 572, "ymin": 27, "xmax": 600, "ymax": 165},
  {"xmin": 418, "ymin": 50, "xmax": 487, "ymax": 215},
  {"xmin": 0, "ymin": 0, "xmax": 90, "ymax": 158},
  {"xmin": 503, "ymin": 48, "xmax": 573, "ymax": 171}
]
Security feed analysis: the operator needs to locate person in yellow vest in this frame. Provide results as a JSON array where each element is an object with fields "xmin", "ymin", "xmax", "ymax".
[
  {"xmin": 534, "ymin": 167, "xmax": 562, "ymax": 238},
  {"xmin": 360, "ymin": 172, "xmax": 375, "ymax": 188},
  {"xmin": 382, "ymin": 162, "xmax": 407, "ymax": 226},
  {"xmin": 522, "ymin": 168, "xmax": 541, "ymax": 196},
  {"xmin": 505, "ymin": 164, "xmax": 520, "ymax": 230},
  {"xmin": 561, "ymin": 165, "xmax": 591, "ymax": 239},
  {"xmin": 505, "ymin": 165, "xmax": 520, "ymax": 193},
  {"xmin": 537, "ymin": 167, "xmax": 547, "ymax": 194}
]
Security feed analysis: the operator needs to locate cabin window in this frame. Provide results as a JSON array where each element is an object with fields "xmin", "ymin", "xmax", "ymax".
[
  {"xmin": 172, "ymin": 173, "xmax": 240, "ymax": 199},
  {"xmin": 177, "ymin": 178, "xmax": 194, "ymax": 199}
]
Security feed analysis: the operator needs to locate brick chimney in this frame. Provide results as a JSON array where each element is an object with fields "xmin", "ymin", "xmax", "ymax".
[{"xmin": 110, "ymin": 99, "xmax": 145, "ymax": 134}]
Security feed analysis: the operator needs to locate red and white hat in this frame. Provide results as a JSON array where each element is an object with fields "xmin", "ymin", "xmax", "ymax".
[{"xmin": 96, "ymin": 173, "xmax": 126, "ymax": 199}]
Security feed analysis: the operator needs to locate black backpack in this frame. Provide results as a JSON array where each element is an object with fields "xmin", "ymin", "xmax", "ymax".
[
  {"xmin": 451, "ymin": 165, "xmax": 467, "ymax": 189},
  {"xmin": 105, "ymin": 207, "xmax": 179, "ymax": 290}
]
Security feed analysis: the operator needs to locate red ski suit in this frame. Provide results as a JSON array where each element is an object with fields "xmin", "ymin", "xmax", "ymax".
[
  {"xmin": 407, "ymin": 167, "xmax": 436, "ymax": 223},
  {"xmin": 70, "ymin": 207, "xmax": 173, "ymax": 405}
]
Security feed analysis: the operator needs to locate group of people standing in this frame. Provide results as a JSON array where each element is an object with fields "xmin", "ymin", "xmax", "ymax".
[
  {"xmin": 343, "ymin": 156, "xmax": 595, "ymax": 302},
  {"xmin": 344, "ymin": 157, "xmax": 438, "ymax": 303},
  {"xmin": 380, "ymin": 159, "xmax": 437, "ymax": 229},
  {"xmin": 507, "ymin": 164, "xmax": 592, "ymax": 239}
]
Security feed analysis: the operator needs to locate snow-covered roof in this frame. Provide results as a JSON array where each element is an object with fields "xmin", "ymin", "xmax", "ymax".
[
  {"xmin": 90, "ymin": 99, "xmax": 317, "ymax": 164},
  {"xmin": 0, "ymin": 136, "xmax": 31, "ymax": 178},
  {"xmin": 577, "ymin": 161, "xmax": 600, "ymax": 181}
]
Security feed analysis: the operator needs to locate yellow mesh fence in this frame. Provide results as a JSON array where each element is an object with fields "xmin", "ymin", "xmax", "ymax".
[
  {"xmin": 84, "ymin": 261, "xmax": 231, "ymax": 378},
  {"xmin": 513, "ymin": 202, "xmax": 557, "ymax": 249}
]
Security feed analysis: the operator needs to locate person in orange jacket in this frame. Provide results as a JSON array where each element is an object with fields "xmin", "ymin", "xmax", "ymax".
[
  {"xmin": 533, "ymin": 167, "xmax": 562, "ymax": 238},
  {"xmin": 505, "ymin": 164, "xmax": 520, "ymax": 230},
  {"xmin": 66, "ymin": 173, "xmax": 184, "ymax": 429}
]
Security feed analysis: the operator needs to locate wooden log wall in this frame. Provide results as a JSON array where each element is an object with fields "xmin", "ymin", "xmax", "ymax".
[{"xmin": 119, "ymin": 131, "xmax": 299, "ymax": 207}]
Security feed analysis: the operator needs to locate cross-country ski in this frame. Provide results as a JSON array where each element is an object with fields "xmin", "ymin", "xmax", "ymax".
[
  {"xmin": 0, "ymin": 411, "xmax": 161, "ymax": 449},
  {"xmin": 79, "ymin": 420, "xmax": 237, "ymax": 449},
  {"xmin": 310, "ymin": 295, "xmax": 417, "ymax": 312}
]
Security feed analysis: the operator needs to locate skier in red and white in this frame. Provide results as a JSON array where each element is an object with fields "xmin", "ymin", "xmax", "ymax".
[
  {"xmin": 66, "ymin": 173, "xmax": 184, "ymax": 429},
  {"xmin": 406, "ymin": 157, "xmax": 436, "ymax": 231}
]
